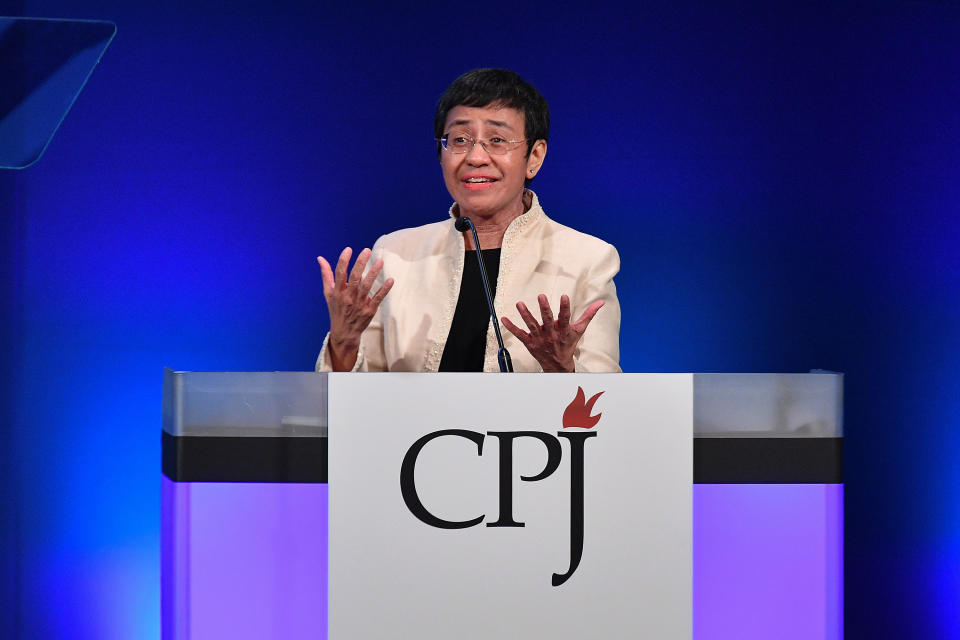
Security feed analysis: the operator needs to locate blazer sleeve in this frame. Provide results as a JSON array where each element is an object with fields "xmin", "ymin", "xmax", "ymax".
[
  {"xmin": 315, "ymin": 238, "xmax": 390, "ymax": 372},
  {"xmin": 572, "ymin": 241, "xmax": 622, "ymax": 373}
]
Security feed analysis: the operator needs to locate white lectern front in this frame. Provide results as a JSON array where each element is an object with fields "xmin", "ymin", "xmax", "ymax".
[{"xmin": 161, "ymin": 371, "xmax": 842, "ymax": 640}]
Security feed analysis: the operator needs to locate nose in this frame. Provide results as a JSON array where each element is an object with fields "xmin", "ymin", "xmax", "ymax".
[{"xmin": 464, "ymin": 138, "xmax": 491, "ymax": 165}]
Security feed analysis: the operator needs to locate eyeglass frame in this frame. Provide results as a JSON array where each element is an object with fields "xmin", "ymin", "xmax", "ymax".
[{"xmin": 436, "ymin": 131, "xmax": 528, "ymax": 155}]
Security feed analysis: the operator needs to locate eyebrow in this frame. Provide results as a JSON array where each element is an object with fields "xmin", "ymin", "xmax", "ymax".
[{"xmin": 449, "ymin": 118, "xmax": 515, "ymax": 130}]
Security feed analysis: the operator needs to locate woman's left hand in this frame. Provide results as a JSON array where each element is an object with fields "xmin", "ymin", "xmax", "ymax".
[{"xmin": 501, "ymin": 294, "xmax": 605, "ymax": 373}]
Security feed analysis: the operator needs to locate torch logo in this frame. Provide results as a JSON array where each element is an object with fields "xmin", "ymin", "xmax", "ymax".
[{"xmin": 562, "ymin": 387, "xmax": 604, "ymax": 429}]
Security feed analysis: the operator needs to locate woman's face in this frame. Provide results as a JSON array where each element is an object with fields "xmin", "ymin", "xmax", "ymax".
[{"xmin": 440, "ymin": 104, "xmax": 546, "ymax": 221}]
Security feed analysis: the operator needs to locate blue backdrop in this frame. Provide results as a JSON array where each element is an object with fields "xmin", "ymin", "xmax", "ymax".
[{"xmin": 2, "ymin": 1, "xmax": 958, "ymax": 637}]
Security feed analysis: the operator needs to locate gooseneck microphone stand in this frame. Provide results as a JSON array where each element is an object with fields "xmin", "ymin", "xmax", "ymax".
[{"xmin": 454, "ymin": 216, "xmax": 514, "ymax": 372}]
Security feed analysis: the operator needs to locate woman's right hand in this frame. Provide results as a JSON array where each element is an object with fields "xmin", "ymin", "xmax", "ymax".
[{"xmin": 317, "ymin": 247, "xmax": 394, "ymax": 371}]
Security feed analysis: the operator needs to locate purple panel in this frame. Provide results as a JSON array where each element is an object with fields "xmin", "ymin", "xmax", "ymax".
[
  {"xmin": 161, "ymin": 477, "xmax": 190, "ymax": 640},
  {"xmin": 694, "ymin": 484, "xmax": 843, "ymax": 640},
  {"xmin": 163, "ymin": 479, "xmax": 841, "ymax": 639},
  {"xmin": 162, "ymin": 477, "xmax": 328, "ymax": 640}
]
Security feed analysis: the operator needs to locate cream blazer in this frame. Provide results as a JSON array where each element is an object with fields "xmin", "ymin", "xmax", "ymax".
[{"xmin": 316, "ymin": 192, "xmax": 621, "ymax": 372}]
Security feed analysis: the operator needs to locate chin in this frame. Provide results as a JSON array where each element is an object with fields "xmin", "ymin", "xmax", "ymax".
[
  {"xmin": 458, "ymin": 190, "xmax": 521, "ymax": 217},
  {"xmin": 458, "ymin": 200, "xmax": 503, "ymax": 220}
]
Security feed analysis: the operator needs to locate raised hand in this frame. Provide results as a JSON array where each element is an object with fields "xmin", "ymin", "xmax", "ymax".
[
  {"xmin": 501, "ymin": 294, "xmax": 604, "ymax": 373},
  {"xmin": 317, "ymin": 247, "xmax": 394, "ymax": 371}
]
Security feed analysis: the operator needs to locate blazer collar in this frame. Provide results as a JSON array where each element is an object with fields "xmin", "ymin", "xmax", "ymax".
[{"xmin": 447, "ymin": 189, "xmax": 545, "ymax": 237}]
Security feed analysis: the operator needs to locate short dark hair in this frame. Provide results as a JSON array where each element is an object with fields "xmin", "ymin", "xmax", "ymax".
[{"xmin": 434, "ymin": 68, "xmax": 550, "ymax": 160}]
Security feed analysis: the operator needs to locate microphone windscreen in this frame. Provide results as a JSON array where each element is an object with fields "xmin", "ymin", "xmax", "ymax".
[{"xmin": 454, "ymin": 217, "xmax": 471, "ymax": 232}]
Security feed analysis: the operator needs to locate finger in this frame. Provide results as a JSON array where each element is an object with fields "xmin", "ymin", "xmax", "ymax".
[
  {"xmin": 516, "ymin": 301, "xmax": 542, "ymax": 334},
  {"xmin": 335, "ymin": 247, "xmax": 352, "ymax": 289},
  {"xmin": 369, "ymin": 277, "xmax": 395, "ymax": 307},
  {"xmin": 317, "ymin": 256, "xmax": 335, "ymax": 298},
  {"xmin": 572, "ymin": 300, "xmax": 605, "ymax": 333},
  {"xmin": 537, "ymin": 294, "xmax": 554, "ymax": 329},
  {"xmin": 557, "ymin": 294, "xmax": 571, "ymax": 330},
  {"xmin": 501, "ymin": 316, "xmax": 531, "ymax": 345},
  {"xmin": 348, "ymin": 247, "xmax": 372, "ymax": 285},
  {"xmin": 358, "ymin": 258, "xmax": 383, "ymax": 297}
]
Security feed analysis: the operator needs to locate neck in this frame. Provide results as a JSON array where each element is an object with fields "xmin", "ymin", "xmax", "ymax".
[{"xmin": 459, "ymin": 191, "xmax": 532, "ymax": 250}]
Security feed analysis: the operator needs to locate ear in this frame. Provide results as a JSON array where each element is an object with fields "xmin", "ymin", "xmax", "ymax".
[{"xmin": 526, "ymin": 140, "xmax": 547, "ymax": 179}]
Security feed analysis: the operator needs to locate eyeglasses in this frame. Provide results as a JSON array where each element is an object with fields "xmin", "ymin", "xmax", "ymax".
[{"xmin": 437, "ymin": 131, "xmax": 527, "ymax": 155}]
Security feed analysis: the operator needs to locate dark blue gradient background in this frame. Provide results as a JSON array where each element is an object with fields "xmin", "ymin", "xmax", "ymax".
[{"xmin": 2, "ymin": 1, "xmax": 958, "ymax": 637}]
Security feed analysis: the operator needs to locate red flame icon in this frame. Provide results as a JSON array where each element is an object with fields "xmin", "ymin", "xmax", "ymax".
[{"xmin": 562, "ymin": 387, "xmax": 604, "ymax": 429}]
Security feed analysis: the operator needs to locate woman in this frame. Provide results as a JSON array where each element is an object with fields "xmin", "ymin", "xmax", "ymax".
[{"xmin": 316, "ymin": 69, "xmax": 621, "ymax": 373}]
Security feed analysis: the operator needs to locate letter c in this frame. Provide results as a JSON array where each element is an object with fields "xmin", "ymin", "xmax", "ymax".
[{"xmin": 399, "ymin": 429, "xmax": 485, "ymax": 529}]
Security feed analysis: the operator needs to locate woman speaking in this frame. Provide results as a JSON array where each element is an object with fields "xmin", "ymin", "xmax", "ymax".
[{"xmin": 316, "ymin": 69, "xmax": 621, "ymax": 373}]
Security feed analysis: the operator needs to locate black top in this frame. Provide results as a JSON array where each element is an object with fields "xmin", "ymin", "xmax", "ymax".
[{"xmin": 439, "ymin": 249, "xmax": 501, "ymax": 372}]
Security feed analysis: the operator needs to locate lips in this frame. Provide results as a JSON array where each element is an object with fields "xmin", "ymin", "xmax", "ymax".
[{"xmin": 462, "ymin": 175, "xmax": 498, "ymax": 189}]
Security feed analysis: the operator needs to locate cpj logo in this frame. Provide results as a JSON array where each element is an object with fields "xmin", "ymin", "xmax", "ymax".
[{"xmin": 399, "ymin": 387, "xmax": 604, "ymax": 586}]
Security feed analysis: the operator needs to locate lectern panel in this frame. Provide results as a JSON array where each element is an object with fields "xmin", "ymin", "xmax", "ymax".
[{"xmin": 160, "ymin": 371, "xmax": 843, "ymax": 639}]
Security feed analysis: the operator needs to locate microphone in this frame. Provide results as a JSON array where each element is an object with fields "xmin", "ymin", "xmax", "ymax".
[{"xmin": 455, "ymin": 216, "xmax": 513, "ymax": 372}]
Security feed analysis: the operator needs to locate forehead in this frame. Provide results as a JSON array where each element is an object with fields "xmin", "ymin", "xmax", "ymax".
[{"xmin": 443, "ymin": 104, "xmax": 525, "ymax": 135}]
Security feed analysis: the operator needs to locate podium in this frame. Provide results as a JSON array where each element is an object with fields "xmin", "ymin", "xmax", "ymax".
[{"xmin": 161, "ymin": 371, "xmax": 842, "ymax": 639}]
